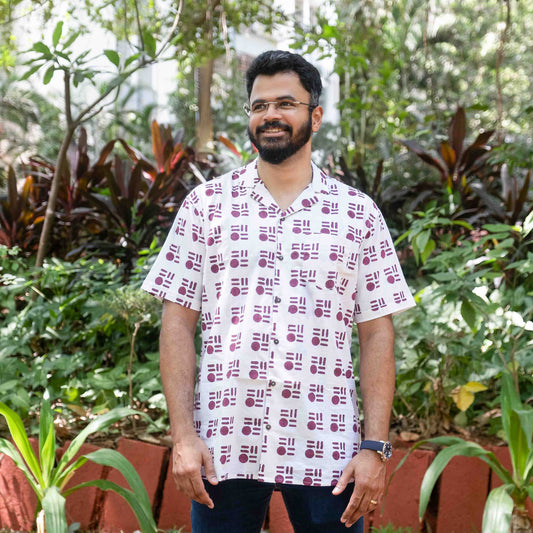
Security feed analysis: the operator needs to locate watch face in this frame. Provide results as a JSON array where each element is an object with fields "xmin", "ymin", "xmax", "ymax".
[{"xmin": 383, "ymin": 441, "xmax": 393, "ymax": 459}]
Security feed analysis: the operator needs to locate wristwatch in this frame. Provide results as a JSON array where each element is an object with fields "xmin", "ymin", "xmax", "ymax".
[{"xmin": 360, "ymin": 440, "xmax": 393, "ymax": 462}]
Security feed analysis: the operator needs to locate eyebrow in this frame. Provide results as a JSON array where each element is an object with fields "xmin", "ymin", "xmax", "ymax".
[{"xmin": 250, "ymin": 95, "xmax": 298, "ymax": 104}]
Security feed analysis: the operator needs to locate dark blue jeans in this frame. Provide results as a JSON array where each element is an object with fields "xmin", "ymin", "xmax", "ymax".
[{"xmin": 190, "ymin": 479, "xmax": 364, "ymax": 533}]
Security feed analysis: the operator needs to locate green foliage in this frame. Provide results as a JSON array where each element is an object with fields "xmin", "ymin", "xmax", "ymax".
[
  {"xmin": 0, "ymin": 246, "xmax": 163, "ymax": 421},
  {"xmin": 1, "ymin": 122, "xmax": 198, "ymax": 261},
  {"xmin": 0, "ymin": 400, "xmax": 157, "ymax": 532},
  {"xmin": 394, "ymin": 373, "xmax": 533, "ymax": 531},
  {"xmin": 393, "ymin": 213, "xmax": 533, "ymax": 434}
]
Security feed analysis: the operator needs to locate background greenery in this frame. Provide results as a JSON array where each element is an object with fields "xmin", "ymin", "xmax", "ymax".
[{"xmin": 0, "ymin": 0, "xmax": 532, "ymax": 446}]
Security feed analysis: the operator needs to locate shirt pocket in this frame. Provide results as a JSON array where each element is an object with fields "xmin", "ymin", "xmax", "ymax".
[{"xmin": 287, "ymin": 233, "xmax": 352, "ymax": 292}]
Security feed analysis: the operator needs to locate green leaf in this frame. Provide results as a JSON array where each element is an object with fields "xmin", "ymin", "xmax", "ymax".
[
  {"xmin": 0, "ymin": 402, "xmax": 44, "ymax": 487},
  {"xmin": 19, "ymin": 64, "xmax": 42, "ymax": 80},
  {"xmin": 32, "ymin": 42, "xmax": 52, "ymax": 58},
  {"xmin": 52, "ymin": 21, "xmax": 63, "ymax": 48},
  {"xmin": 418, "ymin": 441, "xmax": 513, "ymax": 519},
  {"xmin": 42, "ymin": 486, "xmax": 67, "ymax": 533},
  {"xmin": 124, "ymin": 52, "xmax": 141, "ymax": 68},
  {"xmin": 420, "ymin": 239, "xmax": 436, "ymax": 264},
  {"xmin": 143, "ymin": 31, "xmax": 157, "ymax": 58},
  {"xmin": 43, "ymin": 65, "xmax": 55, "ymax": 85},
  {"xmin": 68, "ymin": 479, "xmax": 157, "ymax": 532},
  {"xmin": 483, "ymin": 223, "xmax": 515, "ymax": 233},
  {"xmin": 460, "ymin": 299, "xmax": 477, "ymax": 330},
  {"xmin": 508, "ymin": 409, "xmax": 533, "ymax": 480},
  {"xmin": 53, "ymin": 407, "xmax": 139, "ymax": 485},
  {"xmin": 104, "ymin": 49, "xmax": 120, "ymax": 67},
  {"xmin": 39, "ymin": 400, "xmax": 56, "ymax": 486},
  {"xmin": 482, "ymin": 485, "xmax": 513, "ymax": 533},
  {"xmin": 83, "ymin": 449, "xmax": 152, "ymax": 510}
]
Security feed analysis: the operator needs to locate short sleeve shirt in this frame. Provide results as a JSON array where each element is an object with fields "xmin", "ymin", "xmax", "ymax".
[{"xmin": 142, "ymin": 161, "xmax": 415, "ymax": 486}]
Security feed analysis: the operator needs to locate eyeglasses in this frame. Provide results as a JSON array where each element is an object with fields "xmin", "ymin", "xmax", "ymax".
[{"xmin": 243, "ymin": 99, "xmax": 315, "ymax": 117}]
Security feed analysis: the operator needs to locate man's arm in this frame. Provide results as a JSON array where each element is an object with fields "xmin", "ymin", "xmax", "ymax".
[
  {"xmin": 160, "ymin": 300, "xmax": 218, "ymax": 508},
  {"xmin": 332, "ymin": 314, "xmax": 395, "ymax": 527}
]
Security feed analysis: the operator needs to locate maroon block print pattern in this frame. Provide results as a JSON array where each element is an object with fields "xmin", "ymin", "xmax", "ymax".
[{"xmin": 142, "ymin": 161, "xmax": 415, "ymax": 486}]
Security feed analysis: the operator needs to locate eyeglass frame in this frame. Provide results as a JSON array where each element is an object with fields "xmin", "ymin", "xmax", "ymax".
[{"xmin": 243, "ymin": 99, "xmax": 317, "ymax": 117}]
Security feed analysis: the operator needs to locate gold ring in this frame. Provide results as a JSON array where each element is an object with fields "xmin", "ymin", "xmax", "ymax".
[{"xmin": 370, "ymin": 499, "xmax": 378, "ymax": 505}]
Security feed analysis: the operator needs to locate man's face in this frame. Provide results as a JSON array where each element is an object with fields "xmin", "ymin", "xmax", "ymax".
[{"xmin": 247, "ymin": 72, "xmax": 321, "ymax": 165}]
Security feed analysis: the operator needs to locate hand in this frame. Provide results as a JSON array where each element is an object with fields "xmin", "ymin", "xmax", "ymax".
[
  {"xmin": 172, "ymin": 433, "xmax": 218, "ymax": 508},
  {"xmin": 332, "ymin": 450, "xmax": 386, "ymax": 527}
]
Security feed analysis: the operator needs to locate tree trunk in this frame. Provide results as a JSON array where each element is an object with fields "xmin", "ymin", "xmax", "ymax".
[
  {"xmin": 35, "ymin": 125, "xmax": 76, "ymax": 269},
  {"xmin": 195, "ymin": 59, "xmax": 214, "ymax": 159}
]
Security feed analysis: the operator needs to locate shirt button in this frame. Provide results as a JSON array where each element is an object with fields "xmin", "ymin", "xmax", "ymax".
[
  {"xmin": 265, "ymin": 424, "xmax": 272, "ymax": 430},
  {"xmin": 269, "ymin": 380, "xmax": 276, "ymax": 387},
  {"xmin": 273, "ymin": 338, "xmax": 279, "ymax": 345},
  {"xmin": 274, "ymin": 296, "xmax": 281, "ymax": 303}
]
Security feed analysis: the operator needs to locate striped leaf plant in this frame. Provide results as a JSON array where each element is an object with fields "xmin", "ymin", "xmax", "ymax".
[{"xmin": 0, "ymin": 400, "xmax": 157, "ymax": 533}]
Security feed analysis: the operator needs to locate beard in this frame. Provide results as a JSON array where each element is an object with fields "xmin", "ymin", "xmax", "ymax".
[{"xmin": 247, "ymin": 115, "xmax": 313, "ymax": 165}]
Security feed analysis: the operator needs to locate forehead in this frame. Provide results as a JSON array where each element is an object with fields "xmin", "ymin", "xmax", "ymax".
[{"xmin": 249, "ymin": 71, "xmax": 308, "ymax": 102}]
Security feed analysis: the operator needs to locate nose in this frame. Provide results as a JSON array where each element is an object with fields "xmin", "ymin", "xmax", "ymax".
[{"xmin": 262, "ymin": 102, "xmax": 282, "ymax": 120}]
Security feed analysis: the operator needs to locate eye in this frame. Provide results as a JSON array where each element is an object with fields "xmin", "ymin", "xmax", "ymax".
[
  {"xmin": 251, "ymin": 102, "xmax": 268, "ymax": 113},
  {"xmin": 278, "ymin": 100, "xmax": 297, "ymax": 110}
]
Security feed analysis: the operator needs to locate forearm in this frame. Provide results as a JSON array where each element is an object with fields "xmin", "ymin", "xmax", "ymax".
[
  {"xmin": 159, "ymin": 301, "xmax": 199, "ymax": 443},
  {"xmin": 357, "ymin": 315, "xmax": 395, "ymax": 441}
]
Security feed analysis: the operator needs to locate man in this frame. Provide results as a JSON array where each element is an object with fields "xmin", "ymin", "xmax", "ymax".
[{"xmin": 142, "ymin": 50, "xmax": 415, "ymax": 532}]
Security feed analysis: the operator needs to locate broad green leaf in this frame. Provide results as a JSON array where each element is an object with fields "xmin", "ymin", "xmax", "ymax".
[
  {"xmin": 52, "ymin": 21, "xmax": 63, "ymax": 48},
  {"xmin": 39, "ymin": 400, "xmax": 56, "ymax": 486},
  {"xmin": 508, "ymin": 409, "xmax": 532, "ymax": 480},
  {"xmin": 524, "ymin": 449, "xmax": 533, "ymax": 482},
  {"xmin": 0, "ymin": 402, "xmax": 44, "ymax": 487},
  {"xmin": 43, "ymin": 65, "xmax": 55, "ymax": 85},
  {"xmin": 415, "ymin": 230, "xmax": 431, "ymax": 257},
  {"xmin": 67, "ymin": 479, "xmax": 157, "ymax": 533},
  {"xmin": 143, "ymin": 31, "xmax": 157, "ymax": 58},
  {"xmin": 104, "ymin": 49, "xmax": 120, "ymax": 67},
  {"xmin": 420, "ymin": 239, "xmax": 436, "ymax": 264},
  {"xmin": 419, "ymin": 441, "xmax": 513, "ymax": 518},
  {"xmin": 482, "ymin": 485, "xmax": 513, "ymax": 533},
  {"xmin": 501, "ymin": 373, "xmax": 522, "ymax": 448},
  {"xmin": 83, "ymin": 449, "xmax": 151, "ymax": 511},
  {"xmin": 460, "ymin": 299, "xmax": 477, "ymax": 330},
  {"xmin": 53, "ymin": 407, "xmax": 139, "ymax": 483},
  {"xmin": 42, "ymin": 486, "xmax": 67, "ymax": 533},
  {"xmin": 483, "ymin": 223, "xmax": 516, "ymax": 233},
  {"xmin": 124, "ymin": 52, "xmax": 141, "ymax": 68},
  {"xmin": 32, "ymin": 42, "xmax": 52, "ymax": 57}
]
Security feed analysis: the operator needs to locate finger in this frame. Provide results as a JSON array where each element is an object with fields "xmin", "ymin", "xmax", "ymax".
[
  {"xmin": 202, "ymin": 449, "xmax": 219, "ymax": 485},
  {"xmin": 332, "ymin": 470, "xmax": 353, "ymax": 495},
  {"xmin": 340, "ymin": 488, "xmax": 363, "ymax": 525},
  {"xmin": 189, "ymin": 475, "xmax": 215, "ymax": 509}
]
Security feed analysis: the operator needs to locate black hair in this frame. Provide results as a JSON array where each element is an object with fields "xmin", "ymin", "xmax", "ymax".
[{"xmin": 245, "ymin": 50, "xmax": 322, "ymax": 107}]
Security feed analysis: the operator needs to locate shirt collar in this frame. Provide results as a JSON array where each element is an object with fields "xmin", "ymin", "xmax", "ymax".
[{"xmin": 237, "ymin": 159, "xmax": 330, "ymax": 196}]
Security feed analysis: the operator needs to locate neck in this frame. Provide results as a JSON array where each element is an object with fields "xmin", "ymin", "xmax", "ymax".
[{"xmin": 256, "ymin": 144, "xmax": 313, "ymax": 196}]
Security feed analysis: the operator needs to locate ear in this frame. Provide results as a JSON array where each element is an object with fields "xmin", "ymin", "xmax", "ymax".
[{"xmin": 311, "ymin": 106, "xmax": 323, "ymax": 133}]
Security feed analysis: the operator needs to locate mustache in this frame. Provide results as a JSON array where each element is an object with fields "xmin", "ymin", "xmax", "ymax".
[{"xmin": 256, "ymin": 121, "xmax": 291, "ymax": 134}]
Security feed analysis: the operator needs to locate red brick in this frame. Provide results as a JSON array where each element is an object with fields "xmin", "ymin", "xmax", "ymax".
[
  {"xmin": 372, "ymin": 448, "xmax": 435, "ymax": 531},
  {"xmin": 0, "ymin": 447, "xmax": 38, "ymax": 531},
  {"xmin": 157, "ymin": 455, "xmax": 192, "ymax": 532},
  {"xmin": 436, "ymin": 455, "xmax": 490, "ymax": 533},
  {"xmin": 99, "ymin": 438, "xmax": 167, "ymax": 533},
  {"xmin": 58, "ymin": 442, "xmax": 105, "ymax": 529}
]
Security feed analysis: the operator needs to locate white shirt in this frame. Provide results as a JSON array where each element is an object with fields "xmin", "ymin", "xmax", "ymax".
[{"xmin": 142, "ymin": 161, "xmax": 415, "ymax": 486}]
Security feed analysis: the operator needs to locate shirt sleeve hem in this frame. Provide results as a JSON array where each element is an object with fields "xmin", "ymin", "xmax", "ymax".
[
  {"xmin": 354, "ymin": 300, "xmax": 416, "ymax": 324},
  {"xmin": 140, "ymin": 282, "xmax": 202, "ymax": 312}
]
